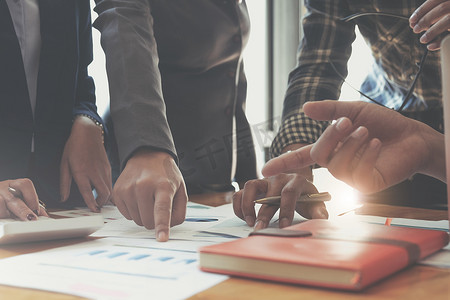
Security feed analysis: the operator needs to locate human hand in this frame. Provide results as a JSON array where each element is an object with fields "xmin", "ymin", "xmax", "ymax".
[
  {"xmin": 410, "ymin": 0, "xmax": 450, "ymax": 50},
  {"xmin": 0, "ymin": 179, "xmax": 48, "ymax": 220},
  {"xmin": 60, "ymin": 115, "xmax": 112, "ymax": 212},
  {"xmin": 263, "ymin": 101, "xmax": 444, "ymax": 193},
  {"xmin": 112, "ymin": 150, "xmax": 188, "ymax": 242},
  {"xmin": 233, "ymin": 173, "xmax": 328, "ymax": 231}
]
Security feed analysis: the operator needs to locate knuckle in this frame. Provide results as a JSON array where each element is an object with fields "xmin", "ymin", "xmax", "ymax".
[
  {"xmin": 269, "ymin": 173, "xmax": 288, "ymax": 182},
  {"xmin": 232, "ymin": 191, "xmax": 241, "ymax": 203},
  {"xmin": 243, "ymin": 179, "xmax": 259, "ymax": 190},
  {"xmin": 155, "ymin": 180, "xmax": 176, "ymax": 192},
  {"xmin": 154, "ymin": 202, "xmax": 171, "ymax": 215},
  {"xmin": 281, "ymin": 186, "xmax": 297, "ymax": 198},
  {"xmin": 15, "ymin": 178, "xmax": 33, "ymax": 188},
  {"xmin": 3, "ymin": 193, "xmax": 17, "ymax": 203},
  {"xmin": 17, "ymin": 207, "xmax": 31, "ymax": 218}
]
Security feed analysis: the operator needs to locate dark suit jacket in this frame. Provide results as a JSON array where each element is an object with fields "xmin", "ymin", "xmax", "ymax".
[
  {"xmin": 0, "ymin": 0, "xmax": 102, "ymax": 206},
  {"xmin": 94, "ymin": 0, "xmax": 257, "ymax": 192}
]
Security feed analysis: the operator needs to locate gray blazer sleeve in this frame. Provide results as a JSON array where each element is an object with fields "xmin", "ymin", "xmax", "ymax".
[{"xmin": 93, "ymin": 0, "xmax": 177, "ymax": 169}]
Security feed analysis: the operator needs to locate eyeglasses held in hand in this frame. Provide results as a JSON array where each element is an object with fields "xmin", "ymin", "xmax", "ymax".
[{"xmin": 330, "ymin": 12, "xmax": 429, "ymax": 113}]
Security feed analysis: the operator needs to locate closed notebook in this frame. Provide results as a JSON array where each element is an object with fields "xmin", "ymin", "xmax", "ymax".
[{"xmin": 199, "ymin": 219, "xmax": 449, "ymax": 291}]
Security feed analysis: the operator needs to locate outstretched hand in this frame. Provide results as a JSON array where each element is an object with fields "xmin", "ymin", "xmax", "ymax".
[{"xmin": 263, "ymin": 101, "xmax": 445, "ymax": 193}]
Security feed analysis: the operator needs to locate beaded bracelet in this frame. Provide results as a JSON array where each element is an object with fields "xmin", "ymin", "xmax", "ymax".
[{"xmin": 75, "ymin": 114, "xmax": 105, "ymax": 144}]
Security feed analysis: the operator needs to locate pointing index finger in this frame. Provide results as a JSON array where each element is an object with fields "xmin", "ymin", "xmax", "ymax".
[{"xmin": 262, "ymin": 145, "xmax": 314, "ymax": 177}]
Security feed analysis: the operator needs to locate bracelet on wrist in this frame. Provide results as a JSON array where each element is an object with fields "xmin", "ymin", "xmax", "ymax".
[{"xmin": 74, "ymin": 114, "xmax": 104, "ymax": 144}]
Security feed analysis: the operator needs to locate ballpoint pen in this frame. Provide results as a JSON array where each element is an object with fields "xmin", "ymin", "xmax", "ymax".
[
  {"xmin": 8, "ymin": 186, "xmax": 46, "ymax": 216},
  {"xmin": 254, "ymin": 192, "xmax": 331, "ymax": 205}
]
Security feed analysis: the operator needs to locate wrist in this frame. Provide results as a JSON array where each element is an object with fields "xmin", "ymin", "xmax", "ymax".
[
  {"xmin": 73, "ymin": 114, "xmax": 104, "ymax": 144},
  {"xmin": 128, "ymin": 148, "xmax": 175, "ymax": 165}
]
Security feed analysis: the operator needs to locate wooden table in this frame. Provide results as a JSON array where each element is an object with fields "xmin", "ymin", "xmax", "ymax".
[{"xmin": 0, "ymin": 192, "xmax": 448, "ymax": 300}]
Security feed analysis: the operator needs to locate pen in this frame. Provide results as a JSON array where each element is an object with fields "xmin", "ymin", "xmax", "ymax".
[
  {"xmin": 254, "ymin": 192, "xmax": 331, "ymax": 205},
  {"xmin": 8, "ymin": 186, "xmax": 46, "ymax": 215}
]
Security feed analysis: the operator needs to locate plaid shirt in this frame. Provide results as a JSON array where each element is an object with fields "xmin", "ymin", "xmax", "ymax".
[{"xmin": 271, "ymin": 0, "xmax": 442, "ymax": 157}]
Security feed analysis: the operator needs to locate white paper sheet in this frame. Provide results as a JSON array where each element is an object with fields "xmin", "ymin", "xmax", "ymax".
[{"xmin": 0, "ymin": 238, "xmax": 227, "ymax": 300}]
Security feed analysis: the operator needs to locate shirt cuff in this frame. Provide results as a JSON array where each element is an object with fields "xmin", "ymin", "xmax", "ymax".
[{"xmin": 270, "ymin": 112, "xmax": 330, "ymax": 158}]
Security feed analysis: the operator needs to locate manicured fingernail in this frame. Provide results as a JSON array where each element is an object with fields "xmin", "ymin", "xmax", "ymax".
[
  {"xmin": 279, "ymin": 218, "xmax": 290, "ymax": 228},
  {"xmin": 413, "ymin": 24, "xmax": 421, "ymax": 33},
  {"xmin": 254, "ymin": 220, "xmax": 266, "ymax": 230},
  {"xmin": 27, "ymin": 213, "xmax": 37, "ymax": 221},
  {"xmin": 157, "ymin": 231, "xmax": 168, "ymax": 242},
  {"xmin": 245, "ymin": 216, "xmax": 255, "ymax": 227},
  {"xmin": 336, "ymin": 118, "xmax": 350, "ymax": 131}
]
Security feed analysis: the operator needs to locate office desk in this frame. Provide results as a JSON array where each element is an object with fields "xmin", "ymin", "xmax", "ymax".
[{"xmin": 0, "ymin": 192, "xmax": 448, "ymax": 300}]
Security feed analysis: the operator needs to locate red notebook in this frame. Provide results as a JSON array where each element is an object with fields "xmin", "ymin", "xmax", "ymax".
[{"xmin": 199, "ymin": 219, "xmax": 449, "ymax": 290}]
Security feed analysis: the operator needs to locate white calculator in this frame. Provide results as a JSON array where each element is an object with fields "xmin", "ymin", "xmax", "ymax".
[{"xmin": 0, "ymin": 215, "xmax": 104, "ymax": 244}]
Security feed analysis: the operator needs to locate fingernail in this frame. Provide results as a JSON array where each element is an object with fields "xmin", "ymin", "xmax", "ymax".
[
  {"xmin": 245, "ymin": 216, "xmax": 255, "ymax": 227},
  {"xmin": 351, "ymin": 126, "xmax": 367, "ymax": 139},
  {"xmin": 157, "ymin": 231, "xmax": 168, "ymax": 242},
  {"xmin": 336, "ymin": 118, "xmax": 350, "ymax": 131},
  {"xmin": 95, "ymin": 206, "xmax": 101, "ymax": 213},
  {"xmin": 27, "ymin": 213, "xmax": 37, "ymax": 221},
  {"xmin": 427, "ymin": 42, "xmax": 438, "ymax": 51},
  {"xmin": 279, "ymin": 218, "xmax": 290, "ymax": 228},
  {"xmin": 254, "ymin": 220, "xmax": 266, "ymax": 230},
  {"xmin": 370, "ymin": 138, "xmax": 381, "ymax": 150},
  {"xmin": 319, "ymin": 208, "xmax": 329, "ymax": 219},
  {"xmin": 420, "ymin": 33, "xmax": 428, "ymax": 43},
  {"xmin": 409, "ymin": 13, "xmax": 417, "ymax": 24},
  {"xmin": 413, "ymin": 24, "xmax": 421, "ymax": 33}
]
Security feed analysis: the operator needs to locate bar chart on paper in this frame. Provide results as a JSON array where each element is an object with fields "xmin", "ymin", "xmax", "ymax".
[
  {"xmin": 45, "ymin": 245, "xmax": 199, "ymax": 280},
  {"xmin": 0, "ymin": 239, "xmax": 227, "ymax": 300}
]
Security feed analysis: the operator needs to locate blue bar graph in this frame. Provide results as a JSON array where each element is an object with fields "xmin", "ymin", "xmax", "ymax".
[
  {"xmin": 107, "ymin": 252, "xmax": 128, "ymax": 259},
  {"xmin": 128, "ymin": 254, "xmax": 151, "ymax": 261}
]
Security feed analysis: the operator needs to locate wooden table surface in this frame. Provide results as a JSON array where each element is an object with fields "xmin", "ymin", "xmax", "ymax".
[{"xmin": 0, "ymin": 191, "xmax": 448, "ymax": 300}]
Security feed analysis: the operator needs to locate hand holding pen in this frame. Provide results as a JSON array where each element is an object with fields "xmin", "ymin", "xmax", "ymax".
[
  {"xmin": 233, "ymin": 173, "xmax": 329, "ymax": 231},
  {"xmin": 0, "ymin": 179, "xmax": 48, "ymax": 220}
]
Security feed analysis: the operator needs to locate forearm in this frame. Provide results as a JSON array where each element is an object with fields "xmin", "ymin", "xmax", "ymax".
[
  {"xmin": 93, "ymin": 0, "xmax": 177, "ymax": 168},
  {"xmin": 74, "ymin": 1, "xmax": 98, "ymax": 120}
]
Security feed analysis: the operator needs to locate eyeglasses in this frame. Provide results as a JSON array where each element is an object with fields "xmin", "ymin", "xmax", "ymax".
[{"xmin": 329, "ymin": 12, "xmax": 429, "ymax": 113}]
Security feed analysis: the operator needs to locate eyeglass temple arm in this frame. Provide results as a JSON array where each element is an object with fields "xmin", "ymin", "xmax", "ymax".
[
  {"xmin": 341, "ymin": 12, "xmax": 410, "ymax": 22},
  {"xmin": 327, "ymin": 59, "xmax": 385, "ymax": 107}
]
